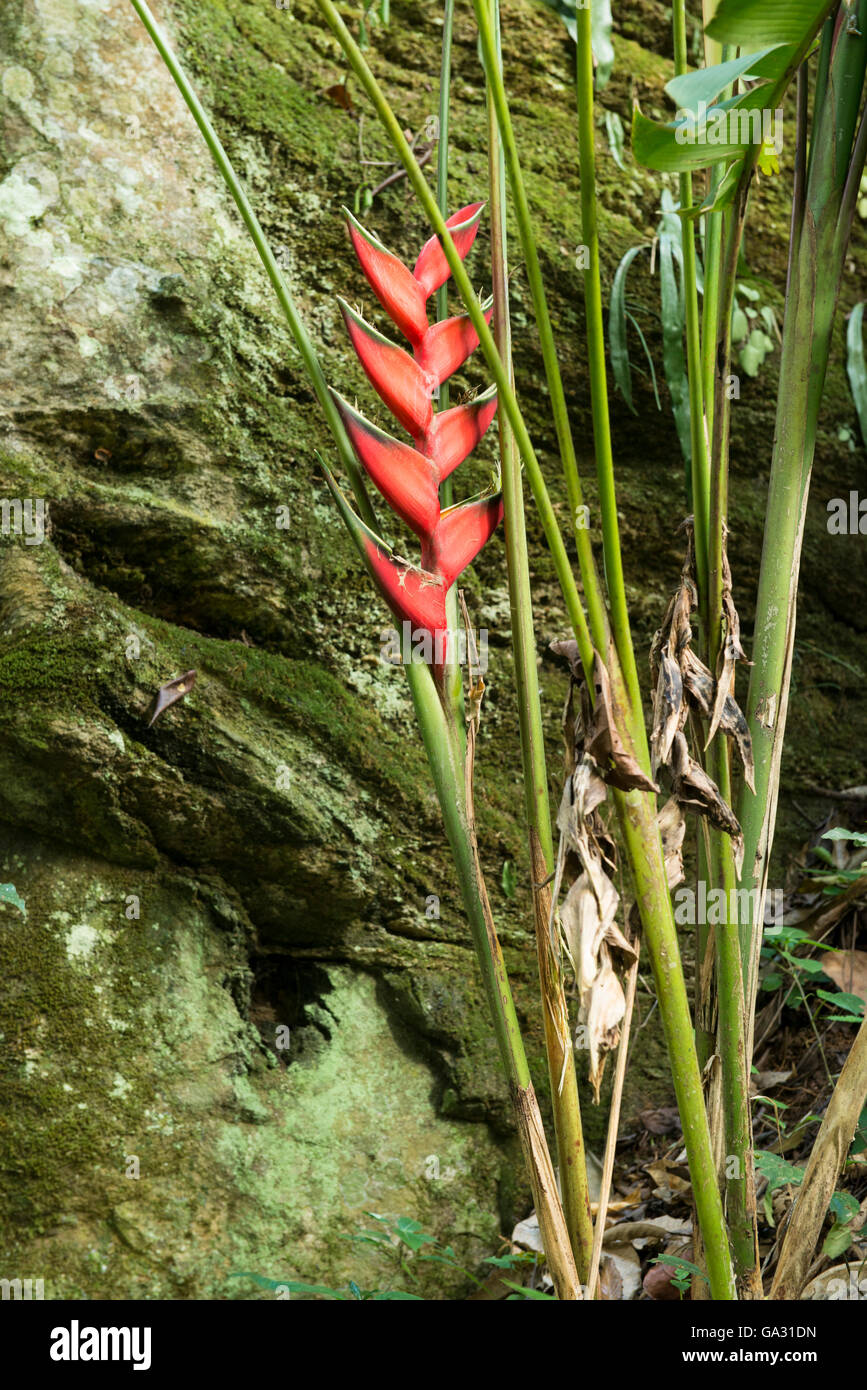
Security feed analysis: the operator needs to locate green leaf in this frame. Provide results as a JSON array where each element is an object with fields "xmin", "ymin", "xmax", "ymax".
[
  {"xmin": 822, "ymin": 825, "xmax": 867, "ymax": 846},
  {"xmin": 658, "ymin": 190, "xmax": 691, "ymax": 461},
  {"xmin": 789, "ymin": 956, "xmax": 825, "ymax": 975},
  {"xmin": 755, "ymin": 1151, "xmax": 806, "ymax": 1193},
  {"xmin": 665, "ymin": 46, "xmax": 785, "ymax": 114},
  {"xmin": 609, "ymin": 244, "xmax": 646, "ymax": 411},
  {"xmin": 229, "ymin": 1272, "xmax": 347, "ymax": 1299},
  {"xmin": 501, "ymin": 1279, "xmax": 556, "ymax": 1300},
  {"xmin": 0, "ymin": 883, "xmax": 26, "ymax": 916},
  {"xmin": 706, "ymin": 0, "xmax": 832, "ymax": 47},
  {"xmin": 653, "ymin": 1253, "xmax": 709, "ymax": 1283},
  {"xmin": 829, "ymin": 1190, "xmax": 860, "ymax": 1222},
  {"xmin": 822, "ymin": 1220, "xmax": 855, "ymax": 1259},
  {"xmin": 591, "ymin": 0, "xmax": 615, "ymax": 88},
  {"xmin": 393, "ymin": 1216, "xmax": 437, "ymax": 1252},
  {"xmin": 632, "ymin": 107, "xmax": 754, "ymax": 174},
  {"xmin": 501, "ymin": 859, "xmax": 517, "ymax": 899},
  {"xmin": 816, "ymin": 988, "xmax": 865, "ymax": 1017},
  {"xmin": 603, "ymin": 109, "xmax": 626, "ymax": 171}
]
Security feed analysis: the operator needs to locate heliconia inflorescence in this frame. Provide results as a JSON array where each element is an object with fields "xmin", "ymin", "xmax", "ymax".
[{"xmin": 332, "ymin": 202, "xmax": 503, "ymax": 682}]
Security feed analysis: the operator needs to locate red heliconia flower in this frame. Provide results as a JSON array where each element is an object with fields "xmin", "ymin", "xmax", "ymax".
[{"xmin": 336, "ymin": 203, "xmax": 503, "ymax": 682}]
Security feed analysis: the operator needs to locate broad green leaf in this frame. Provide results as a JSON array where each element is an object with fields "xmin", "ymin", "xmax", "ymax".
[
  {"xmin": 665, "ymin": 45, "xmax": 784, "ymax": 114},
  {"xmin": 829, "ymin": 1191, "xmax": 860, "ymax": 1222},
  {"xmin": 844, "ymin": 305, "xmax": 867, "ymax": 446},
  {"xmin": 230, "ymin": 1272, "xmax": 348, "ymax": 1298},
  {"xmin": 706, "ymin": 0, "xmax": 832, "ymax": 47},
  {"xmin": 632, "ymin": 107, "xmax": 754, "ymax": 173},
  {"xmin": 816, "ymin": 988, "xmax": 865, "ymax": 1016},
  {"xmin": 654, "ymin": 1253, "xmax": 708, "ymax": 1282},
  {"xmin": 755, "ymin": 1151, "xmax": 805, "ymax": 1193},
  {"xmin": 822, "ymin": 1220, "xmax": 855, "ymax": 1258},
  {"xmin": 788, "ymin": 955, "xmax": 825, "ymax": 974},
  {"xmin": 823, "ymin": 826, "xmax": 867, "ymax": 845},
  {"xmin": 0, "ymin": 883, "xmax": 26, "ymax": 916}
]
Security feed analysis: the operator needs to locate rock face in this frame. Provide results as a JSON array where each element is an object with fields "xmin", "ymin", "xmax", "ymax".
[{"xmin": 1, "ymin": 0, "xmax": 865, "ymax": 1298}]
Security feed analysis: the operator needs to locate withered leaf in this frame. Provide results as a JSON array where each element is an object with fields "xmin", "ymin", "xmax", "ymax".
[
  {"xmin": 586, "ymin": 653, "xmax": 660, "ymax": 794},
  {"xmin": 717, "ymin": 693, "xmax": 755, "ymax": 793},
  {"xmin": 681, "ymin": 647, "xmax": 714, "ymax": 716},
  {"xmin": 321, "ymin": 82, "xmax": 354, "ymax": 111},
  {"xmin": 818, "ymin": 949, "xmax": 867, "ymax": 1001},
  {"xmin": 682, "ymin": 650, "xmax": 754, "ymax": 790},
  {"xmin": 708, "ymin": 541, "xmax": 750, "ymax": 741},
  {"xmin": 650, "ymin": 639, "xmax": 683, "ymax": 774},
  {"xmin": 670, "ymin": 732, "xmax": 742, "ymax": 842},
  {"xmin": 549, "ymin": 637, "xmax": 583, "ymax": 679},
  {"xmin": 657, "ymin": 798, "xmax": 686, "ymax": 890},
  {"xmin": 146, "ymin": 670, "xmax": 197, "ymax": 727}
]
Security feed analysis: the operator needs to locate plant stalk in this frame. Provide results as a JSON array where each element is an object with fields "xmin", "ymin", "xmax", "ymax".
[{"xmin": 484, "ymin": 0, "xmax": 593, "ymax": 1278}]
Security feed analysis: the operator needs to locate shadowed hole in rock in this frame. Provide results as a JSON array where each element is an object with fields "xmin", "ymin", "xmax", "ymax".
[{"xmin": 249, "ymin": 959, "xmax": 336, "ymax": 1068}]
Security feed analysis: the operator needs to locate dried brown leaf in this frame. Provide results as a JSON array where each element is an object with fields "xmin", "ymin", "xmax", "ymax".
[
  {"xmin": 670, "ymin": 732, "xmax": 742, "ymax": 843},
  {"xmin": 145, "ymin": 670, "xmax": 197, "ymax": 728},
  {"xmin": 657, "ymin": 799, "xmax": 686, "ymax": 890},
  {"xmin": 818, "ymin": 949, "xmax": 867, "ymax": 1001},
  {"xmin": 650, "ymin": 640, "xmax": 683, "ymax": 774},
  {"xmin": 586, "ymin": 653, "xmax": 659, "ymax": 793}
]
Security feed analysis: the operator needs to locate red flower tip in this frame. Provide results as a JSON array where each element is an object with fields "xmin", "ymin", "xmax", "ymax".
[
  {"xmin": 421, "ymin": 492, "xmax": 504, "ymax": 590},
  {"xmin": 413, "ymin": 203, "xmax": 485, "ymax": 298},
  {"xmin": 344, "ymin": 209, "xmax": 429, "ymax": 346},
  {"xmin": 332, "ymin": 390, "xmax": 440, "ymax": 538},
  {"xmin": 415, "ymin": 300, "xmax": 494, "ymax": 389},
  {"xmin": 424, "ymin": 386, "xmax": 498, "ymax": 481},
  {"xmin": 363, "ymin": 535, "xmax": 448, "ymax": 640},
  {"xmin": 338, "ymin": 298, "xmax": 433, "ymax": 440}
]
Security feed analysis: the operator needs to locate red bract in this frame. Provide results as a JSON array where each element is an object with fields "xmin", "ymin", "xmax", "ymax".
[{"xmin": 337, "ymin": 204, "xmax": 503, "ymax": 681}]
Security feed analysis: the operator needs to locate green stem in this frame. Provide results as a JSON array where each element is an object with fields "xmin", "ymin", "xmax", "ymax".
[
  {"xmin": 433, "ymin": 0, "xmax": 463, "ymax": 723},
  {"xmin": 472, "ymin": 0, "xmax": 608, "ymax": 662},
  {"xmin": 710, "ymin": 743, "xmax": 759, "ymax": 1289},
  {"xmin": 574, "ymin": 3, "xmax": 643, "ymax": 722},
  {"xmin": 128, "ymin": 0, "xmax": 378, "ymax": 532},
  {"xmin": 485, "ymin": 0, "xmax": 593, "ymax": 1280},
  {"xmin": 436, "ymin": 0, "xmax": 455, "ymax": 494},
  {"xmin": 614, "ymin": 782, "xmax": 736, "ymax": 1300},
  {"xmin": 405, "ymin": 660, "xmax": 581, "ymax": 1300},
  {"xmin": 673, "ymin": 0, "xmax": 709, "ymax": 601}
]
